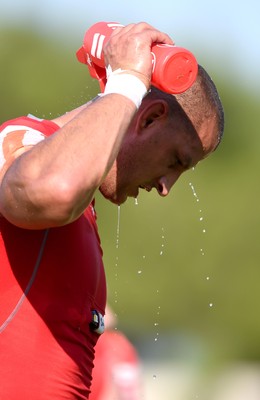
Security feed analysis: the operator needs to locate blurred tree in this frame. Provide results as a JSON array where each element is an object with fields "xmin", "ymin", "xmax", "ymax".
[{"xmin": 0, "ymin": 27, "xmax": 98, "ymax": 121}]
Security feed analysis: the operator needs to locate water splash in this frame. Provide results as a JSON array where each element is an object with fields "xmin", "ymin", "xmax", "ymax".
[
  {"xmin": 116, "ymin": 205, "xmax": 120, "ymax": 251},
  {"xmin": 154, "ymin": 319, "xmax": 160, "ymax": 342},
  {"xmin": 159, "ymin": 227, "xmax": 165, "ymax": 256},
  {"xmin": 189, "ymin": 179, "xmax": 213, "ymax": 307},
  {"xmin": 114, "ymin": 206, "xmax": 121, "ymax": 305},
  {"xmin": 114, "ymin": 290, "xmax": 118, "ymax": 304},
  {"xmin": 189, "ymin": 182, "xmax": 206, "ymax": 257},
  {"xmin": 136, "ymin": 254, "xmax": 147, "ymax": 276},
  {"xmin": 189, "ymin": 181, "xmax": 200, "ymax": 203},
  {"xmin": 152, "ymin": 289, "xmax": 161, "ymax": 344}
]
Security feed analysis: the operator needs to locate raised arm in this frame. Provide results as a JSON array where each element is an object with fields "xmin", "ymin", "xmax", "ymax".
[{"xmin": 0, "ymin": 23, "xmax": 173, "ymax": 229}]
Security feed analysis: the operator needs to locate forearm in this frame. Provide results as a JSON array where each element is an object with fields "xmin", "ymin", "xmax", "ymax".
[
  {"xmin": 0, "ymin": 94, "xmax": 136, "ymax": 229},
  {"xmin": 0, "ymin": 22, "xmax": 174, "ymax": 229}
]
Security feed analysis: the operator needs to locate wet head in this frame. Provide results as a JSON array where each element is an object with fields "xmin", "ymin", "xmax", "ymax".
[
  {"xmin": 174, "ymin": 64, "xmax": 225, "ymax": 157},
  {"xmin": 99, "ymin": 65, "xmax": 224, "ymax": 204}
]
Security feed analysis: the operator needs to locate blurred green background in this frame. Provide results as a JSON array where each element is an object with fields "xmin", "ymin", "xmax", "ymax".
[{"xmin": 1, "ymin": 1, "xmax": 260, "ymax": 398}]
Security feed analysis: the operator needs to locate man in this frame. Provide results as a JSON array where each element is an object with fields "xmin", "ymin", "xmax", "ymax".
[{"xmin": 0, "ymin": 23, "xmax": 224, "ymax": 399}]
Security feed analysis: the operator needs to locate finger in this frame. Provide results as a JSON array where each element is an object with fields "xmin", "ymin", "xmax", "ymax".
[
  {"xmin": 151, "ymin": 30, "xmax": 174, "ymax": 45},
  {"xmin": 110, "ymin": 23, "xmax": 136, "ymax": 38},
  {"xmin": 138, "ymin": 25, "xmax": 174, "ymax": 45},
  {"xmin": 111, "ymin": 22, "xmax": 174, "ymax": 46},
  {"xmin": 120, "ymin": 22, "xmax": 175, "ymax": 46}
]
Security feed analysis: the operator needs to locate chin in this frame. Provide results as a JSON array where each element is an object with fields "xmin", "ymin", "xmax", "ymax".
[
  {"xmin": 110, "ymin": 193, "xmax": 128, "ymax": 206},
  {"xmin": 99, "ymin": 186, "xmax": 127, "ymax": 205}
]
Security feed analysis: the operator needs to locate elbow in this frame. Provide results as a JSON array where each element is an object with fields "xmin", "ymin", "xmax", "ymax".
[
  {"xmin": 38, "ymin": 175, "xmax": 94, "ymax": 226},
  {"xmin": 0, "ymin": 175, "xmax": 95, "ymax": 230}
]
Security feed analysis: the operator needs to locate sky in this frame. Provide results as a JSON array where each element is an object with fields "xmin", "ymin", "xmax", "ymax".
[{"xmin": 1, "ymin": 0, "xmax": 260, "ymax": 93}]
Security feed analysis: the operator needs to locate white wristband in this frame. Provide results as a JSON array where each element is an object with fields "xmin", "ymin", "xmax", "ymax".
[{"xmin": 100, "ymin": 68, "xmax": 148, "ymax": 109}]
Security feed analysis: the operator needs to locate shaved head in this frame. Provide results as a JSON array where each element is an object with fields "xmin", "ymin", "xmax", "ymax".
[{"xmin": 143, "ymin": 65, "xmax": 224, "ymax": 156}]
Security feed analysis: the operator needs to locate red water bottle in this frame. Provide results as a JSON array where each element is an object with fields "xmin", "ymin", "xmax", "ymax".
[{"xmin": 76, "ymin": 22, "xmax": 198, "ymax": 94}]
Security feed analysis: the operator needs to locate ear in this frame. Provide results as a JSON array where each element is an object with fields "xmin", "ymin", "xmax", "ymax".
[{"xmin": 136, "ymin": 99, "xmax": 169, "ymax": 134}]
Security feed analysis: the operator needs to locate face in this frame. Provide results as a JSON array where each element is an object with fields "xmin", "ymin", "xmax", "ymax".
[{"xmin": 99, "ymin": 112, "xmax": 208, "ymax": 205}]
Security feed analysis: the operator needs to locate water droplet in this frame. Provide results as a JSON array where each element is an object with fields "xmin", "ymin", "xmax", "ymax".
[
  {"xmin": 206, "ymin": 276, "xmax": 210, "ymax": 281},
  {"xmin": 115, "ymin": 206, "xmax": 121, "ymax": 250},
  {"xmin": 137, "ymin": 270, "xmax": 142, "ymax": 274},
  {"xmin": 209, "ymin": 303, "xmax": 213, "ymax": 308},
  {"xmin": 153, "ymin": 375, "xmax": 157, "ymax": 379},
  {"xmin": 159, "ymin": 227, "xmax": 165, "ymax": 256},
  {"xmin": 134, "ymin": 197, "xmax": 138, "ymax": 205},
  {"xmin": 189, "ymin": 183, "xmax": 208, "ymax": 259}
]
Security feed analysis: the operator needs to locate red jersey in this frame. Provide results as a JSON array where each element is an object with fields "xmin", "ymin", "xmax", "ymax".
[{"xmin": 0, "ymin": 116, "xmax": 106, "ymax": 399}]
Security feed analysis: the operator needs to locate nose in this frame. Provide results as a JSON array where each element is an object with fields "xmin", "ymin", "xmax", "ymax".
[{"xmin": 156, "ymin": 173, "xmax": 181, "ymax": 197}]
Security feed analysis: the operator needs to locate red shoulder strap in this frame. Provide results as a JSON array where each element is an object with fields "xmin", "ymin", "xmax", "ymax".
[{"xmin": 0, "ymin": 116, "xmax": 59, "ymax": 137}]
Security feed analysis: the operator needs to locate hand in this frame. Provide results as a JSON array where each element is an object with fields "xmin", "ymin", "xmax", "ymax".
[{"xmin": 103, "ymin": 22, "xmax": 174, "ymax": 89}]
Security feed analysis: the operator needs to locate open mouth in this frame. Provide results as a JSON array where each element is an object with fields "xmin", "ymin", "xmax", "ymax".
[{"xmin": 139, "ymin": 183, "xmax": 164, "ymax": 195}]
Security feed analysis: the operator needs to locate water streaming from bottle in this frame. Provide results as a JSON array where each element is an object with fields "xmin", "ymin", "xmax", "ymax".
[
  {"xmin": 189, "ymin": 179, "xmax": 214, "ymax": 309},
  {"xmin": 189, "ymin": 181, "xmax": 207, "ymax": 258},
  {"xmin": 159, "ymin": 227, "xmax": 165, "ymax": 256},
  {"xmin": 115, "ymin": 205, "xmax": 120, "ymax": 251},
  {"xmin": 114, "ymin": 205, "xmax": 121, "ymax": 305},
  {"xmin": 113, "ymin": 179, "xmax": 213, "ymax": 390}
]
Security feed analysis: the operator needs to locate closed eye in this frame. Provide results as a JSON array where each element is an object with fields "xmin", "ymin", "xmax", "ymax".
[{"xmin": 168, "ymin": 158, "xmax": 183, "ymax": 169}]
